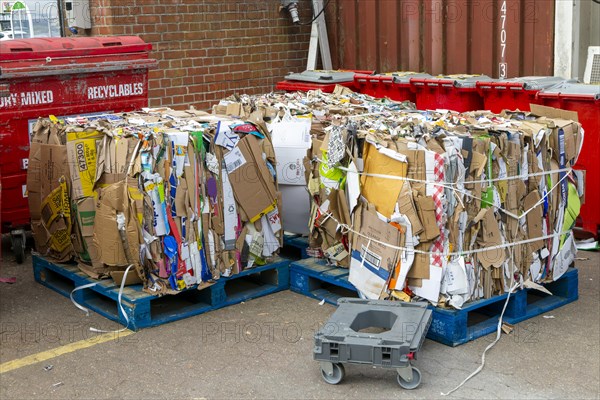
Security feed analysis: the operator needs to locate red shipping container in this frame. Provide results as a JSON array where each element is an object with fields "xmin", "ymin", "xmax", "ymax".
[
  {"xmin": 476, "ymin": 77, "xmax": 566, "ymax": 113},
  {"xmin": 537, "ymin": 83, "xmax": 600, "ymax": 237},
  {"xmin": 0, "ymin": 36, "xmax": 156, "ymax": 262}
]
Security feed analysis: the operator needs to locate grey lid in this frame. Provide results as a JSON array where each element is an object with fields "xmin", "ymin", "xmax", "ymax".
[
  {"xmin": 452, "ymin": 75, "xmax": 493, "ymax": 88},
  {"xmin": 542, "ymin": 81, "xmax": 600, "ymax": 99},
  {"xmin": 391, "ymin": 73, "xmax": 431, "ymax": 83},
  {"xmin": 284, "ymin": 70, "xmax": 355, "ymax": 83},
  {"xmin": 480, "ymin": 76, "xmax": 567, "ymax": 90},
  {"xmin": 411, "ymin": 75, "xmax": 493, "ymax": 88}
]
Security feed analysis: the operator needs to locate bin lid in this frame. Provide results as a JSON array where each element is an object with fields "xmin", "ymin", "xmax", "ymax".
[
  {"xmin": 392, "ymin": 72, "xmax": 431, "ymax": 83},
  {"xmin": 448, "ymin": 74, "xmax": 493, "ymax": 88},
  {"xmin": 284, "ymin": 70, "xmax": 355, "ymax": 83},
  {"xmin": 0, "ymin": 36, "xmax": 151, "ymax": 62},
  {"xmin": 541, "ymin": 82, "xmax": 600, "ymax": 99},
  {"xmin": 478, "ymin": 76, "xmax": 567, "ymax": 90},
  {"xmin": 0, "ymin": 36, "xmax": 156, "ymax": 79},
  {"xmin": 411, "ymin": 74, "xmax": 492, "ymax": 88}
]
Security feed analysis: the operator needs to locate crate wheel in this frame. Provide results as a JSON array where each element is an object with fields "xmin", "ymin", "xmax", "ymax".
[
  {"xmin": 321, "ymin": 363, "xmax": 345, "ymax": 385},
  {"xmin": 12, "ymin": 235, "xmax": 25, "ymax": 264},
  {"xmin": 397, "ymin": 366, "xmax": 421, "ymax": 390}
]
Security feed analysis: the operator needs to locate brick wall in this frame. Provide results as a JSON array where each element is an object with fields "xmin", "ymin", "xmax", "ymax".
[{"xmin": 90, "ymin": 0, "xmax": 313, "ymax": 110}]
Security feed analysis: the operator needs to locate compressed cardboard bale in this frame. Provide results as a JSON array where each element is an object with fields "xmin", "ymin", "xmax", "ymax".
[
  {"xmin": 27, "ymin": 109, "xmax": 285, "ymax": 294},
  {"xmin": 209, "ymin": 90, "xmax": 584, "ymax": 307}
]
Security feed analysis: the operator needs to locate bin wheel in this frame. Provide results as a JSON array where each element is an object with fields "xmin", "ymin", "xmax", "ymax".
[
  {"xmin": 12, "ymin": 235, "xmax": 25, "ymax": 264},
  {"xmin": 321, "ymin": 363, "xmax": 345, "ymax": 385},
  {"xmin": 397, "ymin": 366, "xmax": 421, "ymax": 390}
]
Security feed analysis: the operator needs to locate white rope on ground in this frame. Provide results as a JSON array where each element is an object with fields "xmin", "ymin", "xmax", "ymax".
[
  {"xmin": 70, "ymin": 265, "xmax": 134, "ymax": 334},
  {"xmin": 440, "ymin": 281, "xmax": 519, "ymax": 396},
  {"xmin": 440, "ymin": 244, "xmax": 519, "ymax": 396},
  {"xmin": 70, "ymin": 283, "xmax": 98, "ymax": 316}
]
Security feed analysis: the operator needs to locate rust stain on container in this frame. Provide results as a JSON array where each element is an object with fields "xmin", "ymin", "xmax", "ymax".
[{"xmin": 330, "ymin": 0, "xmax": 554, "ymax": 77}]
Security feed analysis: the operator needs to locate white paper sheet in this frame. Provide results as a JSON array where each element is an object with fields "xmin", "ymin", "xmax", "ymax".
[
  {"xmin": 261, "ymin": 215, "xmax": 279, "ymax": 257},
  {"xmin": 214, "ymin": 121, "xmax": 239, "ymax": 150},
  {"xmin": 410, "ymin": 265, "xmax": 443, "ymax": 305}
]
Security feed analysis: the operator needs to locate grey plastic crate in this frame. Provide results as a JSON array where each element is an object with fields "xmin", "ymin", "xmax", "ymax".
[{"xmin": 314, "ymin": 298, "xmax": 432, "ymax": 389}]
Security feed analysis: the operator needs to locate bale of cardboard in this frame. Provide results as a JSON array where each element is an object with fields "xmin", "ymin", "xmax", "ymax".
[
  {"xmin": 27, "ymin": 109, "xmax": 284, "ymax": 295},
  {"xmin": 213, "ymin": 87, "xmax": 584, "ymax": 308}
]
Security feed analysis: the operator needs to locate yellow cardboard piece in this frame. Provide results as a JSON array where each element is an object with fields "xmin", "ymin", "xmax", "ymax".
[
  {"xmin": 66, "ymin": 130, "xmax": 102, "ymax": 199},
  {"xmin": 360, "ymin": 142, "xmax": 408, "ymax": 218}
]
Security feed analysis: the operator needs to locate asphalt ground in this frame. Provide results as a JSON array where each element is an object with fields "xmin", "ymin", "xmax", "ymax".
[{"xmin": 1, "ymin": 237, "xmax": 598, "ymax": 399}]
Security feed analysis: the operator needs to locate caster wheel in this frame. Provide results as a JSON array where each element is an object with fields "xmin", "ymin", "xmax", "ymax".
[
  {"xmin": 397, "ymin": 366, "xmax": 421, "ymax": 390},
  {"xmin": 12, "ymin": 235, "xmax": 25, "ymax": 264},
  {"xmin": 321, "ymin": 363, "xmax": 345, "ymax": 385}
]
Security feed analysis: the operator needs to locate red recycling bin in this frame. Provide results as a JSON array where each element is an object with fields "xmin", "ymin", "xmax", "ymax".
[
  {"xmin": 476, "ymin": 76, "xmax": 566, "ymax": 113},
  {"xmin": 410, "ymin": 75, "xmax": 491, "ymax": 112},
  {"xmin": 276, "ymin": 80, "xmax": 355, "ymax": 93},
  {"xmin": 537, "ymin": 83, "xmax": 600, "ymax": 237},
  {"xmin": 0, "ymin": 36, "xmax": 156, "ymax": 262},
  {"xmin": 276, "ymin": 70, "xmax": 372, "ymax": 93},
  {"xmin": 353, "ymin": 74, "xmax": 395, "ymax": 99},
  {"xmin": 353, "ymin": 73, "xmax": 430, "ymax": 103}
]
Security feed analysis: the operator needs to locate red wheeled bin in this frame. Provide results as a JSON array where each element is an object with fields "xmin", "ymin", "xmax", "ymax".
[
  {"xmin": 276, "ymin": 70, "xmax": 372, "ymax": 93},
  {"xmin": 410, "ymin": 75, "xmax": 492, "ymax": 112},
  {"xmin": 353, "ymin": 72, "xmax": 430, "ymax": 103},
  {"xmin": 537, "ymin": 83, "xmax": 600, "ymax": 237},
  {"xmin": 476, "ymin": 76, "xmax": 566, "ymax": 113},
  {"xmin": 353, "ymin": 74, "xmax": 394, "ymax": 99},
  {"xmin": 0, "ymin": 36, "xmax": 156, "ymax": 263}
]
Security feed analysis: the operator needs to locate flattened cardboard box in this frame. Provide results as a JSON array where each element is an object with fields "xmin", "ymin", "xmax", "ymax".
[
  {"xmin": 92, "ymin": 180, "xmax": 140, "ymax": 267},
  {"xmin": 351, "ymin": 203, "xmax": 401, "ymax": 274},
  {"xmin": 360, "ymin": 142, "xmax": 408, "ymax": 218},
  {"xmin": 349, "ymin": 203, "xmax": 401, "ymax": 299},
  {"xmin": 29, "ymin": 143, "xmax": 73, "ymax": 261},
  {"xmin": 39, "ymin": 144, "xmax": 69, "ymax": 200},
  {"xmin": 415, "ymin": 195, "xmax": 439, "ymax": 242},
  {"xmin": 26, "ymin": 142, "xmax": 42, "ymax": 220},
  {"xmin": 227, "ymin": 135, "xmax": 277, "ymax": 223},
  {"xmin": 66, "ymin": 130, "xmax": 102, "ymax": 200}
]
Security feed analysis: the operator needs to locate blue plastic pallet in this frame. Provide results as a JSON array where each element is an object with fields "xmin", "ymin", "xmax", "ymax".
[
  {"xmin": 429, "ymin": 268, "xmax": 579, "ymax": 346},
  {"xmin": 33, "ymin": 254, "xmax": 290, "ymax": 331},
  {"xmin": 290, "ymin": 258, "xmax": 579, "ymax": 346},
  {"xmin": 283, "ymin": 234, "xmax": 310, "ymax": 258},
  {"xmin": 290, "ymin": 258, "xmax": 359, "ymax": 304}
]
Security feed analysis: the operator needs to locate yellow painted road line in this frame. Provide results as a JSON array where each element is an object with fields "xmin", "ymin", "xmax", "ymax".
[{"xmin": 0, "ymin": 330, "xmax": 134, "ymax": 374}]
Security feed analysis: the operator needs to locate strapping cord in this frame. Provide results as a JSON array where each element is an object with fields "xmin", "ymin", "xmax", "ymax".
[
  {"xmin": 441, "ymin": 244, "xmax": 519, "ymax": 396},
  {"xmin": 440, "ymin": 281, "xmax": 519, "ymax": 396},
  {"xmin": 320, "ymin": 206, "xmax": 570, "ymax": 257},
  {"xmin": 337, "ymin": 163, "xmax": 572, "ymax": 187},
  {"xmin": 331, "ymin": 158, "xmax": 572, "ymax": 220},
  {"xmin": 70, "ymin": 283, "xmax": 98, "ymax": 316},
  {"xmin": 70, "ymin": 265, "xmax": 134, "ymax": 333}
]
